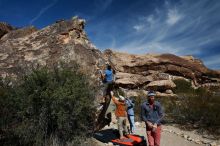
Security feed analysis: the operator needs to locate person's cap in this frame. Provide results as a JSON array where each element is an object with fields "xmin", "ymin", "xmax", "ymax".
[
  {"xmin": 148, "ymin": 91, "xmax": 156, "ymax": 97},
  {"xmin": 119, "ymin": 95, "xmax": 125, "ymax": 101}
]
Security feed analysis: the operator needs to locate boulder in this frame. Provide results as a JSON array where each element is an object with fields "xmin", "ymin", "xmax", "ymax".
[
  {"xmin": 0, "ymin": 18, "xmax": 108, "ymax": 131},
  {"xmin": 126, "ymin": 90, "xmax": 139, "ymax": 97},
  {"xmin": 0, "ymin": 18, "xmax": 103, "ymax": 80},
  {"xmin": 165, "ymin": 89, "xmax": 173, "ymax": 94},
  {"xmin": 155, "ymin": 91, "xmax": 177, "ymax": 97},
  {"xmin": 103, "ymin": 50, "xmax": 220, "ymax": 87},
  {"xmin": 115, "ymin": 72, "xmax": 153, "ymax": 88},
  {"xmin": 146, "ymin": 80, "xmax": 176, "ymax": 90}
]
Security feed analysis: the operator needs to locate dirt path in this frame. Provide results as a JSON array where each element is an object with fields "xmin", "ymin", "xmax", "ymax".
[
  {"xmin": 161, "ymin": 132, "xmax": 198, "ymax": 146},
  {"xmin": 135, "ymin": 126, "xmax": 199, "ymax": 146},
  {"xmin": 93, "ymin": 123, "xmax": 219, "ymax": 146}
]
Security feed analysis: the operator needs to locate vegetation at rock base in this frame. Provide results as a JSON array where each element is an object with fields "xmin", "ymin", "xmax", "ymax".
[
  {"xmin": 0, "ymin": 65, "xmax": 96, "ymax": 146},
  {"xmin": 133, "ymin": 79, "xmax": 220, "ymax": 137},
  {"xmin": 164, "ymin": 79, "xmax": 220, "ymax": 136}
]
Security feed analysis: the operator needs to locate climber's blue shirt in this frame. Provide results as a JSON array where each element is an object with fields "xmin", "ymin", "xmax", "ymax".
[{"xmin": 105, "ymin": 69, "xmax": 113, "ymax": 82}]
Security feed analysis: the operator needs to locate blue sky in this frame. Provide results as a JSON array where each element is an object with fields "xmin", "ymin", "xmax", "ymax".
[{"xmin": 0, "ymin": 0, "xmax": 220, "ymax": 70}]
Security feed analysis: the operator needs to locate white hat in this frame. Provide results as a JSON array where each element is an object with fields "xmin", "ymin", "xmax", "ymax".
[
  {"xmin": 119, "ymin": 95, "xmax": 125, "ymax": 101},
  {"xmin": 147, "ymin": 91, "xmax": 156, "ymax": 96}
]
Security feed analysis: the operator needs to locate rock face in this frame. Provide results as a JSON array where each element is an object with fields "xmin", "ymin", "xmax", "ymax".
[
  {"xmin": 1, "ymin": 26, "xmax": 37, "ymax": 41},
  {"xmin": 0, "ymin": 22, "xmax": 14, "ymax": 38},
  {"xmin": 103, "ymin": 50, "xmax": 220, "ymax": 95},
  {"xmin": 115, "ymin": 72, "xmax": 153, "ymax": 88},
  {"xmin": 146, "ymin": 80, "xmax": 176, "ymax": 91},
  {"xmin": 0, "ymin": 17, "xmax": 104, "ymax": 80}
]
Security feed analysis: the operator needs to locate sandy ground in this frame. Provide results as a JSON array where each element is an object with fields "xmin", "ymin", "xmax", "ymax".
[{"xmin": 93, "ymin": 123, "xmax": 220, "ymax": 146}]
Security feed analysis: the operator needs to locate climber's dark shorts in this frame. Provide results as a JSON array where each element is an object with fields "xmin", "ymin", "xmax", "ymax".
[{"xmin": 103, "ymin": 81, "xmax": 113, "ymax": 96}]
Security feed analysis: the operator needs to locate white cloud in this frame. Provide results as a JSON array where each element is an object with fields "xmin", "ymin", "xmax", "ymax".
[
  {"xmin": 133, "ymin": 25, "xmax": 144, "ymax": 31},
  {"xmin": 133, "ymin": 15, "xmax": 156, "ymax": 32},
  {"xmin": 118, "ymin": 40, "xmax": 181, "ymax": 55},
  {"xmin": 108, "ymin": 34, "xmax": 116, "ymax": 48},
  {"xmin": 166, "ymin": 8, "xmax": 183, "ymax": 25},
  {"xmin": 147, "ymin": 15, "xmax": 155, "ymax": 25},
  {"xmin": 91, "ymin": 0, "xmax": 220, "ymax": 69},
  {"xmin": 94, "ymin": 0, "xmax": 113, "ymax": 11},
  {"xmin": 155, "ymin": 8, "xmax": 160, "ymax": 15},
  {"xmin": 203, "ymin": 54, "xmax": 220, "ymax": 68},
  {"xmin": 165, "ymin": 0, "xmax": 170, "ymax": 8},
  {"xmin": 29, "ymin": 0, "xmax": 58, "ymax": 24}
]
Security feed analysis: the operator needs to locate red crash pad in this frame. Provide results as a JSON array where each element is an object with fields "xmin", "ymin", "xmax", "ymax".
[{"xmin": 111, "ymin": 134, "xmax": 143, "ymax": 146}]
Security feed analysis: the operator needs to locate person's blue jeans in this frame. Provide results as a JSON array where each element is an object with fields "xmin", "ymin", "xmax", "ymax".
[{"xmin": 128, "ymin": 115, "xmax": 135, "ymax": 133}]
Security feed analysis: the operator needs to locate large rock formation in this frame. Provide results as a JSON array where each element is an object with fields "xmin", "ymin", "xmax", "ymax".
[
  {"xmin": 0, "ymin": 17, "xmax": 104, "ymax": 80},
  {"xmin": 103, "ymin": 50, "xmax": 220, "ymax": 96},
  {"xmin": 0, "ymin": 17, "xmax": 111, "ymax": 131}
]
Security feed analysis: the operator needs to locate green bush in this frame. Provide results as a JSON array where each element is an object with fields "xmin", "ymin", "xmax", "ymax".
[
  {"xmin": 173, "ymin": 79, "xmax": 194, "ymax": 94},
  {"xmin": 165, "ymin": 94, "xmax": 220, "ymax": 135},
  {"xmin": 0, "ymin": 78, "xmax": 20, "ymax": 145},
  {"xmin": 133, "ymin": 91, "xmax": 147, "ymax": 121},
  {"xmin": 163, "ymin": 79, "xmax": 220, "ymax": 136},
  {"xmin": 1, "ymin": 66, "xmax": 96, "ymax": 146}
]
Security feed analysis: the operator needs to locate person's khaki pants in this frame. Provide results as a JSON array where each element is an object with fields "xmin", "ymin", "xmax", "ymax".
[{"xmin": 117, "ymin": 117, "xmax": 128, "ymax": 138}]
